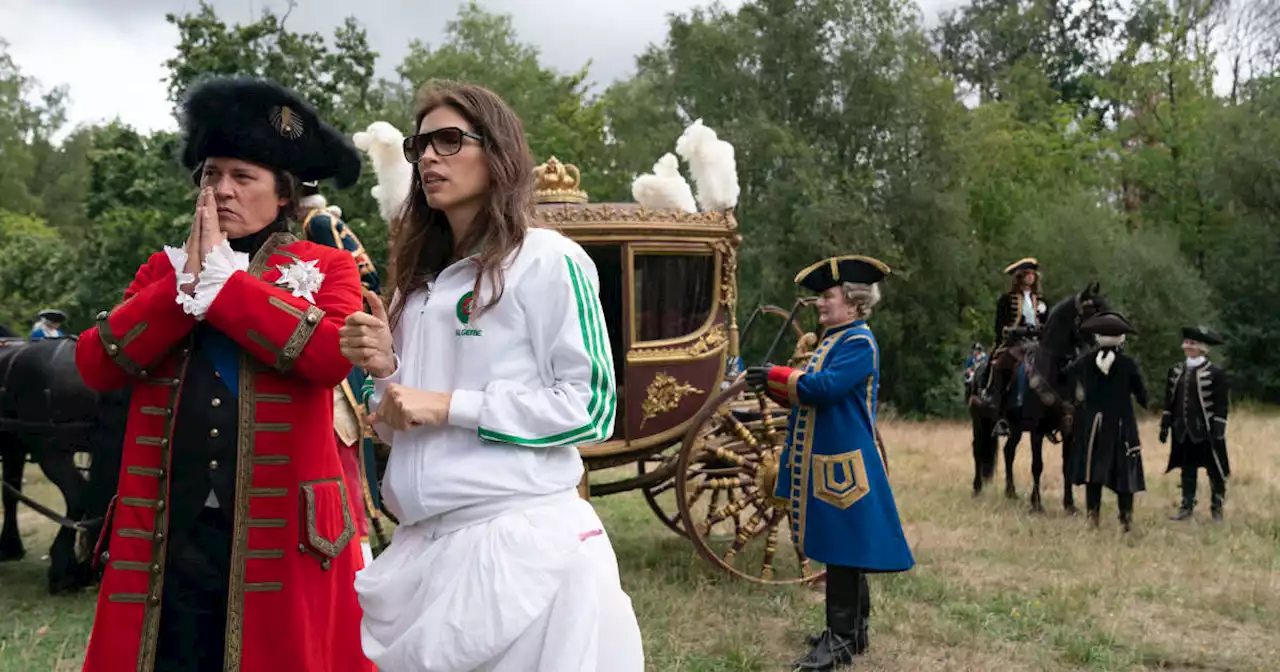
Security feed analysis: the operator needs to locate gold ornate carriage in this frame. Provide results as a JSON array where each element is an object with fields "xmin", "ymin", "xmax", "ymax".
[{"xmin": 533, "ymin": 157, "xmax": 823, "ymax": 585}]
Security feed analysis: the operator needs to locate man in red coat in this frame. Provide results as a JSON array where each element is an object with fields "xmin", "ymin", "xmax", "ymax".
[{"xmin": 75, "ymin": 76, "xmax": 375, "ymax": 672}]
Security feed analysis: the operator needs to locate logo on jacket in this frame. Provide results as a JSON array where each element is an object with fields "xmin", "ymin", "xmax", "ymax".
[{"xmin": 455, "ymin": 291, "xmax": 481, "ymax": 337}]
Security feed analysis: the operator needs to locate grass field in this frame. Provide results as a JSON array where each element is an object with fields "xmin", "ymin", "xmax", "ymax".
[{"xmin": 2, "ymin": 413, "xmax": 1278, "ymax": 671}]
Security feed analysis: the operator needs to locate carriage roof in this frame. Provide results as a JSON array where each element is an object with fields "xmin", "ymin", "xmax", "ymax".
[{"xmin": 531, "ymin": 157, "xmax": 740, "ymax": 244}]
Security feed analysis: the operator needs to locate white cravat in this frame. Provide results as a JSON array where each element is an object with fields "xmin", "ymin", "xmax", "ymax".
[
  {"xmin": 1186, "ymin": 356, "xmax": 1206, "ymax": 369},
  {"xmin": 1021, "ymin": 290, "xmax": 1036, "ymax": 324}
]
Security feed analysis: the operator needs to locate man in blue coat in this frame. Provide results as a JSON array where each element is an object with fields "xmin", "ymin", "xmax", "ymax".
[
  {"xmin": 299, "ymin": 182, "xmax": 384, "ymax": 560},
  {"xmin": 747, "ymin": 255, "xmax": 914, "ymax": 671}
]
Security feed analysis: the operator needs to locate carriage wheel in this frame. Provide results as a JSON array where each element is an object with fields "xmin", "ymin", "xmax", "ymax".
[
  {"xmin": 675, "ymin": 378, "xmax": 825, "ymax": 585},
  {"xmin": 637, "ymin": 450, "xmax": 686, "ymax": 537}
]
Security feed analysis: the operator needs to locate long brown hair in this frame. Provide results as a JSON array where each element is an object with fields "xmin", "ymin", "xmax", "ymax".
[
  {"xmin": 386, "ymin": 80, "xmax": 534, "ymax": 330},
  {"xmin": 1009, "ymin": 269, "xmax": 1042, "ymax": 296}
]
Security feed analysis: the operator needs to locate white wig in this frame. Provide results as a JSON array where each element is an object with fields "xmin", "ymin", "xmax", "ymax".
[{"xmin": 840, "ymin": 282, "xmax": 882, "ymax": 320}]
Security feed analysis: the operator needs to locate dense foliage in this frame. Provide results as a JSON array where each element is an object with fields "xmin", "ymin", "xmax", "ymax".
[{"xmin": 2, "ymin": 0, "xmax": 1276, "ymax": 414}]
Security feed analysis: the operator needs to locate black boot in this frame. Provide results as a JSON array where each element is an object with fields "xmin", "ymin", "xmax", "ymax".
[
  {"xmin": 797, "ymin": 566, "xmax": 863, "ymax": 670},
  {"xmin": 1171, "ymin": 469, "xmax": 1196, "ymax": 521},
  {"xmin": 1170, "ymin": 497, "xmax": 1195, "ymax": 521},
  {"xmin": 1119, "ymin": 509, "xmax": 1132, "ymax": 533}
]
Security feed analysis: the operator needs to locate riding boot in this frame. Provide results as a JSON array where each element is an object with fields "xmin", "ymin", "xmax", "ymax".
[
  {"xmin": 796, "ymin": 566, "xmax": 861, "ymax": 670},
  {"xmin": 1118, "ymin": 493, "xmax": 1134, "ymax": 533},
  {"xmin": 1209, "ymin": 470, "xmax": 1226, "ymax": 522},
  {"xmin": 1086, "ymin": 484, "xmax": 1101, "ymax": 528},
  {"xmin": 855, "ymin": 570, "xmax": 870, "ymax": 653},
  {"xmin": 1171, "ymin": 468, "xmax": 1196, "ymax": 521}
]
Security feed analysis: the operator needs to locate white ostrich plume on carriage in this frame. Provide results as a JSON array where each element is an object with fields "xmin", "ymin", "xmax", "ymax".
[
  {"xmin": 674, "ymin": 118, "xmax": 739, "ymax": 212},
  {"xmin": 631, "ymin": 153, "xmax": 697, "ymax": 213},
  {"xmin": 352, "ymin": 121, "xmax": 412, "ymax": 224}
]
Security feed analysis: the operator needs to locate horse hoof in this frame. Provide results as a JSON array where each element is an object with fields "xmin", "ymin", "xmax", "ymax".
[
  {"xmin": 0, "ymin": 542, "xmax": 25, "ymax": 562},
  {"xmin": 1030, "ymin": 502, "xmax": 1045, "ymax": 514},
  {"xmin": 1064, "ymin": 504, "xmax": 1080, "ymax": 516},
  {"xmin": 1005, "ymin": 489, "xmax": 1018, "ymax": 500}
]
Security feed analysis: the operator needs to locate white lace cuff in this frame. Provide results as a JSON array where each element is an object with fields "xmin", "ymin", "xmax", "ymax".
[
  {"xmin": 179, "ymin": 241, "xmax": 250, "ymax": 320},
  {"xmin": 166, "ymin": 245, "xmax": 199, "ymax": 314}
]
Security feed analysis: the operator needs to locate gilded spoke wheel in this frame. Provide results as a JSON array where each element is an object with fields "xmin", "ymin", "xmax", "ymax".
[
  {"xmin": 638, "ymin": 449, "xmax": 685, "ymax": 537},
  {"xmin": 675, "ymin": 378, "xmax": 825, "ymax": 585}
]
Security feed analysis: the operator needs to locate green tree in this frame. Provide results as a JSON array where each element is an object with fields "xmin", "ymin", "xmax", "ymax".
[
  {"xmin": 606, "ymin": 0, "xmax": 979, "ymax": 413},
  {"xmin": 0, "ymin": 211, "xmax": 77, "ymax": 332},
  {"xmin": 389, "ymin": 2, "xmax": 616, "ymax": 198},
  {"xmin": 0, "ymin": 39, "xmax": 69, "ymax": 217}
]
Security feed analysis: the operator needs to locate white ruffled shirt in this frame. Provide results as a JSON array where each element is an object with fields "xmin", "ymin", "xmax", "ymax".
[{"xmin": 165, "ymin": 240, "xmax": 250, "ymax": 321}]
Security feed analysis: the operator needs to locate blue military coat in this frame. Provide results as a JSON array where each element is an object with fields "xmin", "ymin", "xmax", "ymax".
[
  {"xmin": 301, "ymin": 206, "xmax": 384, "ymax": 513},
  {"xmin": 767, "ymin": 320, "xmax": 914, "ymax": 572},
  {"xmin": 301, "ymin": 207, "xmax": 381, "ymax": 294}
]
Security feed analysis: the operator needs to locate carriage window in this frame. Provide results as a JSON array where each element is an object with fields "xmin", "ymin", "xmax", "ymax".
[{"xmin": 634, "ymin": 253, "xmax": 715, "ymax": 342}]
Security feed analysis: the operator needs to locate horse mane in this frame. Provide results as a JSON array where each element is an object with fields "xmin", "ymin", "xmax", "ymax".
[
  {"xmin": 1042, "ymin": 294, "xmax": 1081, "ymax": 358},
  {"xmin": 1031, "ymin": 284, "xmax": 1110, "ymax": 402}
]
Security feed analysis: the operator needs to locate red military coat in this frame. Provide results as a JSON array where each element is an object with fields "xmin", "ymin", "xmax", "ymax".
[{"xmin": 76, "ymin": 232, "xmax": 375, "ymax": 672}]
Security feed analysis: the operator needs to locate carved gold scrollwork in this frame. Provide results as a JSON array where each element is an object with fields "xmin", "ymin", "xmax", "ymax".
[
  {"xmin": 640, "ymin": 373, "xmax": 705, "ymax": 429},
  {"xmin": 538, "ymin": 204, "xmax": 736, "ymax": 227},
  {"xmin": 711, "ymin": 237, "xmax": 740, "ymax": 311},
  {"xmin": 629, "ymin": 324, "xmax": 728, "ymax": 363}
]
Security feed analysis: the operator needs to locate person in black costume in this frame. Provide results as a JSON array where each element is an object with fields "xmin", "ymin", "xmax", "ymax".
[
  {"xmin": 986, "ymin": 258, "xmax": 1047, "ymax": 436},
  {"xmin": 1160, "ymin": 325, "xmax": 1231, "ymax": 522},
  {"xmin": 1065, "ymin": 311, "xmax": 1149, "ymax": 532}
]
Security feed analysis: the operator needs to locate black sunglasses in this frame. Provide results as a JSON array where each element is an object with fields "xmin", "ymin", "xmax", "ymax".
[{"xmin": 402, "ymin": 127, "xmax": 484, "ymax": 163}]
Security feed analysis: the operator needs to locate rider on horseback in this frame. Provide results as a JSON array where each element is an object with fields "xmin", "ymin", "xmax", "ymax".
[
  {"xmin": 29, "ymin": 309, "xmax": 67, "ymax": 341},
  {"xmin": 986, "ymin": 258, "xmax": 1047, "ymax": 436}
]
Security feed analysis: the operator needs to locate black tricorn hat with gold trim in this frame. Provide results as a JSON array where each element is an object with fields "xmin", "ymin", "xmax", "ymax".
[
  {"xmin": 795, "ymin": 255, "xmax": 891, "ymax": 293},
  {"xmin": 1181, "ymin": 325, "xmax": 1224, "ymax": 346},
  {"xmin": 1080, "ymin": 311, "xmax": 1136, "ymax": 336},
  {"xmin": 179, "ymin": 76, "xmax": 361, "ymax": 188},
  {"xmin": 1003, "ymin": 257, "xmax": 1038, "ymax": 274}
]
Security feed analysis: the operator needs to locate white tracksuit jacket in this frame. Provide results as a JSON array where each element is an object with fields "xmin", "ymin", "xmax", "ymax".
[{"xmin": 371, "ymin": 227, "xmax": 616, "ymax": 526}]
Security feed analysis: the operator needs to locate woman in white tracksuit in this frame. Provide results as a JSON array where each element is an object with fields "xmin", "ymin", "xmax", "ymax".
[{"xmin": 338, "ymin": 81, "xmax": 643, "ymax": 672}]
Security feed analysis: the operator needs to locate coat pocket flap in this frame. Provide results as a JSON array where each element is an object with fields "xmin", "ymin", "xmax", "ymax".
[
  {"xmin": 299, "ymin": 478, "xmax": 355, "ymax": 561},
  {"xmin": 811, "ymin": 450, "xmax": 872, "ymax": 510}
]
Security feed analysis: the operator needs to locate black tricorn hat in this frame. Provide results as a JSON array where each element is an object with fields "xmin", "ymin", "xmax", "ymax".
[
  {"xmin": 1003, "ymin": 257, "xmax": 1038, "ymax": 274},
  {"xmin": 179, "ymin": 76, "xmax": 361, "ymax": 189},
  {"xmin": 1181, "ymin": 325, "xmax": 1224, "ymax": 346},
  {"xmin": 37, "ymin": 309, "xmax": 67, "ymax": 321},
  {"xmin": 1080, "ymin": 311, "xmax": 1136, "ymax": 337},
  {"xmin": 795, "ymin": 255, "xmax": 891, "ymax": 293}
]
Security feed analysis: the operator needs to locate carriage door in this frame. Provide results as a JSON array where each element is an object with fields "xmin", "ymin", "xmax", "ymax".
[{"xmin": 624, "ymin": 244, "xmax": 726, "ymax": 447}]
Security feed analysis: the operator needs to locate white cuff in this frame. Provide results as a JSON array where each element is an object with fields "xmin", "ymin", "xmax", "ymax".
[
  {"xmin": 369, "ymin": 354, "xmax": 402, "ymax": 411},
  {"xmin": 180, "ymin": 241, "xmax": 250, "ymax": 320},
  {"xmin": 165, "ymin": 245, "xmax": 197, "ymax": 312},
  {"xmin": 447, "ymin": 389, "xmax": 484, "ymax": 430}
]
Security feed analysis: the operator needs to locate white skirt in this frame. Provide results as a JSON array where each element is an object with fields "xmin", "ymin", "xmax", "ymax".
[{"xmin": 354, "ymin": 491, "xmax": 644, "ymax": 672}]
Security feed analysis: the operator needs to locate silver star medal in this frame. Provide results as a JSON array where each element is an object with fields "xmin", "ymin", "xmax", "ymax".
[{"xmin": 276, "ymin": 259, "xmax": 326, "ymax": 303}]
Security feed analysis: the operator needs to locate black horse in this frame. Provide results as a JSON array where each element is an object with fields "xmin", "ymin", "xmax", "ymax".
[
  {"xmin": 0, "ymin": 332, "xmax": 124, "ymax": 593},
  {"xmin": 968, "ymin": 284, "xmax": 1109, "ymax": 513}
]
